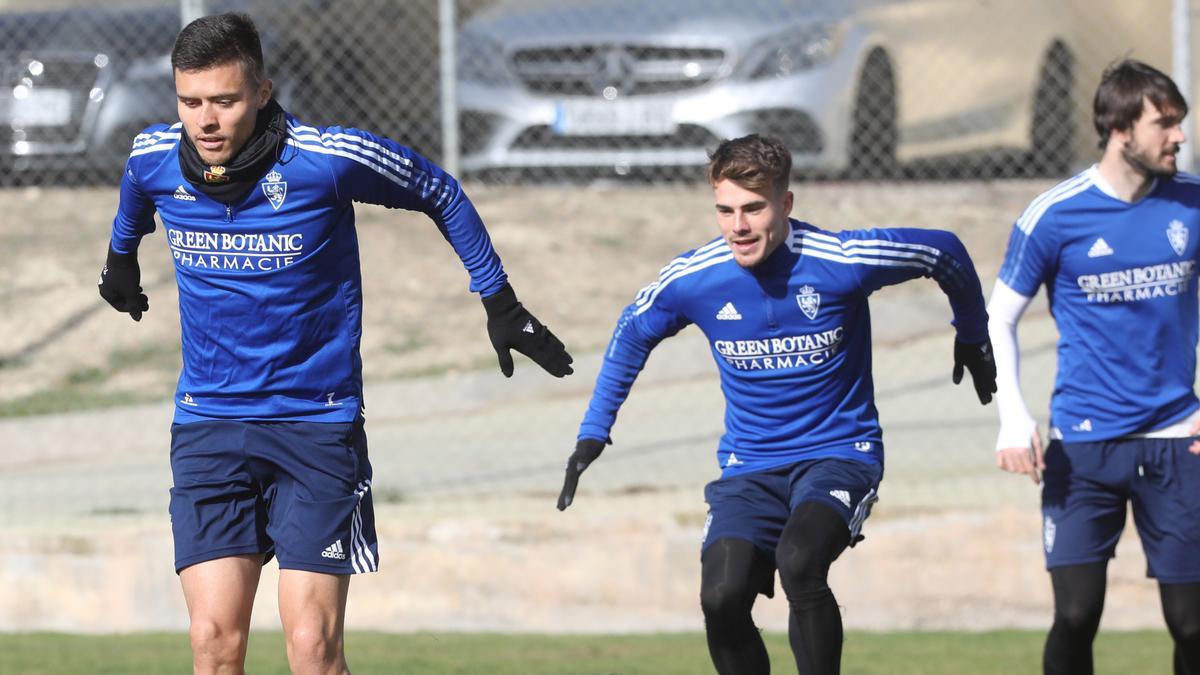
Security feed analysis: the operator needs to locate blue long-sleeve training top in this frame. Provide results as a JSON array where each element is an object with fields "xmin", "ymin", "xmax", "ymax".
[
  {"xmin": 109, "ymin": 115, "xmax": 507, "ymax": 424},
  {"xmin": 579, "ymin": 219, "xmax": 989, "ymax": 477}
]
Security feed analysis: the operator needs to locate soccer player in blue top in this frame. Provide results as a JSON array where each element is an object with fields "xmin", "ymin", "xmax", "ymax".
[
  {"xmin": 990, "ymin": 59, "xmax": 1200, "ymax": 675},
  {"xmin": 95, "ymin": 12, "xmax": 572, "ymax": 674},
  {"xmin": 556, "ymin": 134, "xmax": 996, "ymax": 675}
]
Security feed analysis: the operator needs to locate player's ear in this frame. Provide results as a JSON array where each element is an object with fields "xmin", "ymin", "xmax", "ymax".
[
  {"xmin": 782, "ymin": 190, "xmax": 794, "ymax": 217},
  {"xmin": 257, "ymin": 78, "xmax": 273, "ymax": 108},
  {"xmin": 1108, "ymin": 121, "xmax": 1133, "ymax": 148}
]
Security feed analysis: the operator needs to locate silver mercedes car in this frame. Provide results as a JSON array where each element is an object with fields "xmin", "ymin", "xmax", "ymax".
[{"xmin": 456, "ymin": 0, "xmax": 1074, "ymax": 179}]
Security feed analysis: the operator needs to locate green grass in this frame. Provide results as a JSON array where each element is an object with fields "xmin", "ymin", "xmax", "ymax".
[
  {"xmin": 0, "ymin": 388, "xmax": 146, "ymax": 418},
  {"xmin": 104, "ymin": 344, "xmax": 180, "ymax": 372},
  {"xmin": 383, "ymin": 328, "xmax": 432, "ymax": 356},
  {"xmin": 0, "ymin": 344, "xmax": 179, "ymax": 417},
  {"xmin": 0, "ymin": 630, "xmax": 1173, "ymax": 674}
]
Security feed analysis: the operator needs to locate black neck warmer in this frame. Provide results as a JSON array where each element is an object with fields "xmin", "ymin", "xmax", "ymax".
[{"xmin": 178, "ymin": 98, "xmax": 288, "ymax": 205}]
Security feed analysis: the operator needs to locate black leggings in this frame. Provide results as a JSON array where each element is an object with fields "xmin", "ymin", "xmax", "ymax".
[
  {"xmin": 700, "ymin": 501, "xmax": 850, "ymax": 675},
  {"xmin": 700, "ymin": 537, "xmax": 773, "ymax": 675},
  {"xmin": 1044, "ymin": 562, "xmax": 1200, "ymax": 675},
  {"xmin": 1162, "ymin": 581, "xmax": 1200, "ymax": 675}
]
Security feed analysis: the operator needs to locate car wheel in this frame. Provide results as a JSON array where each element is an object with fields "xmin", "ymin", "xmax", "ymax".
[
  {"xmin": 849, "ymin": 49, "xmax": 897, "ymax": 180},
  {"xmin": 1028, "ymin": 43, "xmax": 1074, "ymax": 177}
]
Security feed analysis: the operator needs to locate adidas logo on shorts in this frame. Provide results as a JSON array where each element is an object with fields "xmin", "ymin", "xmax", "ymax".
[
  {"xmin": 829, "ymin": 490, "xmax": 851, "ymax": 508},
  {"xmin": 321, "ymin": 540, "xmax": 347, "ymax": 560}
]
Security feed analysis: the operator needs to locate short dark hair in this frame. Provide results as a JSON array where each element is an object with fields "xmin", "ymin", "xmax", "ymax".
[
  {"xmin": 1093, "ymin": 59, "xmax": 1187, "ymax": 149},
  {"xmin": 171, "ymin": 12, "xmax": 266, "ymax": 85},
  {"xmin": 707, "ymin": 134, "xmax": 792, "ymax": 195}
]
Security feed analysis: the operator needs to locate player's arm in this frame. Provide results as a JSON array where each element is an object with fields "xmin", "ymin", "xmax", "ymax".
[
  {"xmin": 99, "ymin": 158, "xmax": 158, "ymax": 321},
  {"xmin": 988, "ymin": 281, "xmax": 1045, "ymax": 483},
  {"xmin": 321, "ymin": 125, "xmax": 571, "ymax": 377},
  {"xmin": 988, "ymin": 212, "xmax": 1059, "ymax": 480},
  {"xmin": 839, "ymin": 227, "xmax": 996, "ymax": 404},
  {"xmin": 557, "ymin": 282, "xmax": 691, "ymax": 510}
]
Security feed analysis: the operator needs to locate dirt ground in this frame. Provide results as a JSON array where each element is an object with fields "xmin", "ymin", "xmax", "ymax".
[
  {"xmin": 0, "ymin": 179, "xmax": 1173, "ymax": 634},
  {"xmin": 0, "ymin": 179, "xmax": 1026, "ymax": 405}
]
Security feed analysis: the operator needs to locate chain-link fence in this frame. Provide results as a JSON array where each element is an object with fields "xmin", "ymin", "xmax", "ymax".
[
  {"xmin": 0, "ymin": 0, "xmax": 1190, "ymax": 186},
  {"xmin": 0, "ymin": 0, "xmax": 1191, "ymax": 634}
]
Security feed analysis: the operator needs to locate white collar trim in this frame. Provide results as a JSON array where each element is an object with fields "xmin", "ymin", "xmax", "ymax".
[{"xmin": 1087, "ymin": 164, "xmax": 1157, "ymax": 203}]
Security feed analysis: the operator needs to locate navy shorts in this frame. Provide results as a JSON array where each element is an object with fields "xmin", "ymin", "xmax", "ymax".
[
  {"xmin": 701, "ymin": 457, "xmax": 882, "ymax": 557},
  {"xmin": 1042, "ymin": 437, "xmax": 1200, "ymax": 583},
  {"xmin": 169, "ymin": 418, "xmax": 378, "ymax": 576}
]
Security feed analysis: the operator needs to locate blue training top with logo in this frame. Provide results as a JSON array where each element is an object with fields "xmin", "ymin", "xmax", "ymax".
[
  {"xmin": 998, "ymin": 167, "xmax": 1200, "ymax": 442},
  {"xmin": 578, "ymin": 219, "xmax": 989, "ymax": 477},
  {"xmin": 108, "ymin": 116, "xmax": 508, "ymax": 424}
]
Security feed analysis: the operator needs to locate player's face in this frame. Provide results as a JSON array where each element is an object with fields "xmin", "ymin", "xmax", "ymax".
[
  {"xmin": 714, "ymin": 179, "xmax": 793, "ymax": 268},
  {"xmin": 175, "ymin": 61, "xmax": 272, "ymax": 166},
  {"xmin": 1117, "ymin": 98, "xmax": 1187, "ymax": 178}
]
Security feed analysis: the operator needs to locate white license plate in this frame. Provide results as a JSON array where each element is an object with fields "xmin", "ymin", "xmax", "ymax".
[
  {"xmin": 553, "ymin": 99, "xmax": 675, "ymax": 136},
  {"xmin": 6, "ymin": 89, "xmax": 72, "ymax": 127}
]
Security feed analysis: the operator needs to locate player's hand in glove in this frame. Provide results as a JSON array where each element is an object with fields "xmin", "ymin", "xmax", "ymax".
[
  {"xmin": 482, "ymin": 284, "xmax": 573, "ymax": 377},
  {"xmin": 952, "ymin": 338, "xmax": 997, "ymax": 404},
  {"xmin": 557, "ymin": 437, "xmax": 609, "ymax": 511},
  {"xmin": 97, "ymin": 245, "xmax": 148, "ymax": 322}
]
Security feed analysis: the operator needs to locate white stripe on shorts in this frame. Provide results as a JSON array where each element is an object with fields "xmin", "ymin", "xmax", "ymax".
[
  {"xmin": 350, "ymin": 480, "xmax": 377, "ymax": 573},
  {"xmin": 849, "ymin": 488, "xmax": 878, "ymax": 541}
]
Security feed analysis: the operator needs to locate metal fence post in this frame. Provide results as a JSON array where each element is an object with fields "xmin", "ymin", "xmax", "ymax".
[
  {"xmin": 439, "ymin": 0, "xmax": 460, "ymax": 176},
  {"xmin": 180, "ymin": 0, "xmax": 205, "ymax": 28},
  {"xmin": 1175, "ymin": 0, "xmax": 1193, "ymax": 172}
]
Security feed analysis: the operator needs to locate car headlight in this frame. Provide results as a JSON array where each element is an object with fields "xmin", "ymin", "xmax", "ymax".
[
  {"xmin": 458, "ymin": 32, "xmax": 512, "ymax": 85},
  {"xmin": 739, "ymin": 25, "xmax": 837, "ymax": 80}
]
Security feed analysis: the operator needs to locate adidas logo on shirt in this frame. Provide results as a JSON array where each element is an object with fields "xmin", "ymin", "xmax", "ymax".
[
  {"xmin": 725, "ymin": 452, "xmax": 744, "ymax": 467},
  {"xmin": 321, "ymin": 540, "xmax": 347, "ymax": 560},
  {"xmin": 173, "ymin": 185, "xmax": 196, "ymax": 202},
  {"xmin": 829, "ymin": 490, "xmax": 852, "ymax": 508},
  {"xmin": 1087, "ymin": 238, "xmax": 1114, "ymax": 258},
  {"xmin": 716, "ymin": 302, "xmax": 742, "ymax": 320}
]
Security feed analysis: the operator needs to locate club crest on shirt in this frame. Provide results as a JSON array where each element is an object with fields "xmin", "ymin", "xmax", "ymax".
[
  {"xmin": 261, "ymin": 170, "xmax": 287, "ymax": 211},
  {"xmin": 796, "ymin": 284, "xmax": 820, "ymax": 320},
  {"xmin": 1167, "ymin": 219, "xmax": 1188, "ymax": 256},
  {"xmin": 203, "ymin": 165, "xmax": 229, "ymax": 184}
]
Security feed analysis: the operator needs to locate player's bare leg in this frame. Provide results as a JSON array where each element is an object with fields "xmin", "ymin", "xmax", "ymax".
[
  {"xmin": 278, "ymin": 569, "xmax": 351, "ymax": 675},
  {"xmin": 179, "ymin": 554, "xmax": 264, "ymax": 675}
]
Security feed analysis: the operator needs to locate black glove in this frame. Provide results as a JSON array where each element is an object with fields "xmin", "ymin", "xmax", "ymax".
[
  {"xmin": 481, "ymin": 284, "xmax": 573, "ymax": 377},
  {"xmin": 557, "ymin": 437, "xmax": 609, "ymax": 511},
  {"xmin": 97, "ymin": 245, "xmax": 148, "ymax": 322},
  {"xmin": 952, "ymin": 338, "xmax": 997, "ymax": 405}
]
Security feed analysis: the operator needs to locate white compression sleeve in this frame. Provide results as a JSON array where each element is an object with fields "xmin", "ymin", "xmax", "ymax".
[{"xmin": 987, "ymin": 281, "xmax": 1039, "ymax": 450}]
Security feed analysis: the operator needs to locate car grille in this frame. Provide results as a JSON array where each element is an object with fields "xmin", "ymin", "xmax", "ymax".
[
  {"xmin": 511, "ymin": 124, "xmax": 720, "ymax": 150},
  {"xmin": 459, "ymin": 111, "xmax": 501, "ymax": 156},
  {"xmin": 510, "ymin": 44, "xmax": 725, "ymax": 97},
  {"xmin": 1, "ymin": 51, "xmax": 107, "ymax": 149}
]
